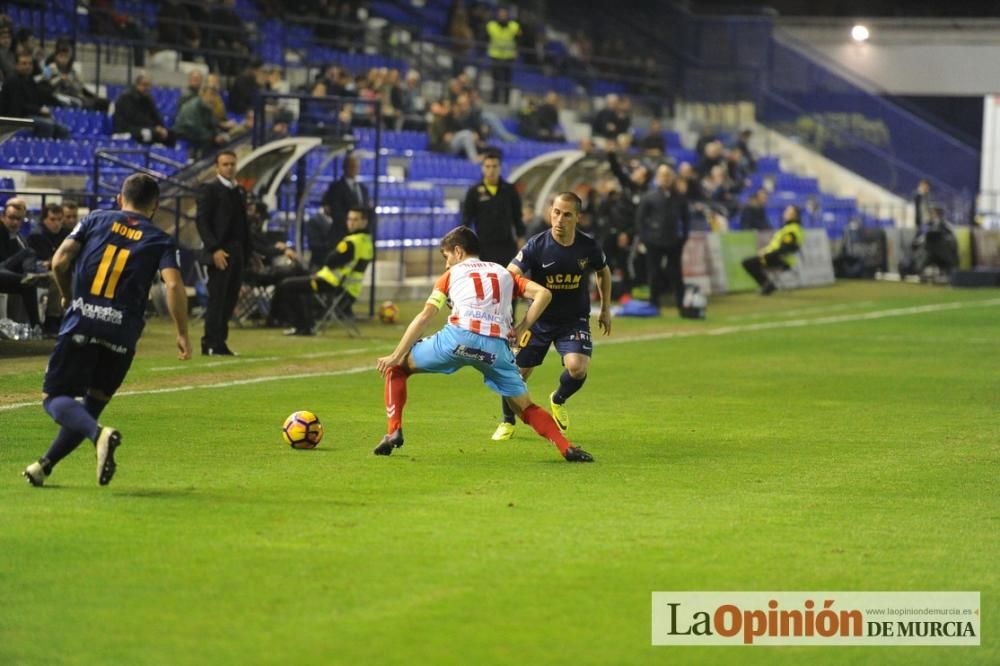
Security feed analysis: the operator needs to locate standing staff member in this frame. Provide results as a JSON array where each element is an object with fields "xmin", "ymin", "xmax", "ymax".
[
  {"xmin": 196, "ymin": 150, "xmax": 250, "ymax": 356},
  {"xmin": 461, "ymin": 149, "xmax": 524, "ymax": 267},
  {"xmin": 486, "ymin": 7, "xmax": 520, "ymax": 105},
  {"xmin": 635, "ymin": 164, "xmax": 689, "ymax": 312}
]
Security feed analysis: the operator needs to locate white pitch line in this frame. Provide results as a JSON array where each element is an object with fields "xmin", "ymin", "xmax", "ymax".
[
  {"xmin": 148, "ymin": 346, "xmax": 376, "ymax": 371},
  {"xmin": 722, "ymin": 300, "xmax": 876, "ymax": 322},
  {"xmin": 2, "ymin": 298, "xmax": 998, "ymax": 413}
]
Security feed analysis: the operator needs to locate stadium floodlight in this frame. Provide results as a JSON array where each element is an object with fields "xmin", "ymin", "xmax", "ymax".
[{"xmin": 851, "ymin": 24, "xmax": 870, "ymax": 42}]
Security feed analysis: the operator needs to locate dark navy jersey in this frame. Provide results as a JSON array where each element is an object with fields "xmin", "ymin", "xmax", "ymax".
[
  {"xmin": 511, "ymin": 230, "xmax": 606, "ymax": 323},
  {"xmin": 60, "ymin": 209, "xmax": 179, "ymax": 350}
]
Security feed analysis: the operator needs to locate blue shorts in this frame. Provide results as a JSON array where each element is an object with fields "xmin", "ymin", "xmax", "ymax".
[
  {"xmin": 43, "ymin": 334, "xmax": 135, "ymax": 398},
  {"xmin": 515, "ymin": 318, "xmax": 593, "ymax": 368},
  {"xmin": 410, "ymin": 325, "xmax": 527, "ymax": 398}
]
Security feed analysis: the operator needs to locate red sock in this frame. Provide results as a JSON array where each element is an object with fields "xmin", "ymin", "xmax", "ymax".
[
  {"xmin": 384, "ymin": 366, "xmax": 408, "ymax": 434},
  {"xmin": 521, "ymin": 405, "xmax": 571, "ymax": 455}
]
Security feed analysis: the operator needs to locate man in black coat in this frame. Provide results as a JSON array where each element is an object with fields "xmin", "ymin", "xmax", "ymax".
[
  {"xmin": 635, "ymin": 164, "xmax": 690, "ymax": 311},
  {"xmin": 316, "ymin": 153, "xmax": 368, "ymax": 267},
  {"xmin": 739, "ymin": 189, "xmax": 771, "ymax": 231},
  {"xmin": 461, "ymin": 150, "xmax": 524, "ymax": 266},
  {"xmin": 0, "ymin": 53, "xmax": 69, "ymax": 138},
  {"xmin": 0, "ymin": 203, "xmax": 42, "ymax": 329},
  {"xmin": 112, "ymin": 73, "xmax": 176, "ymax": 146},
  {"xmin": 196, "ymin": 151, "xmax": 250, "ymax": 355}
]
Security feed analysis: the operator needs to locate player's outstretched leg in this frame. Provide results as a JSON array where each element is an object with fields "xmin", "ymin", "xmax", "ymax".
[
  {"xmin": 520, "ymin": 404, "xmax": 594, "ymax": 462},
  {"xmin": 374, "ymin": 429, "xmax": 404, "ymax": 456},
  {"xmin": 95, "ymin": 427, "xmax": 122, "ymax": 486},
  {"xmin": 376, "ymin": 365, "xmax": 409, "ymax": 456}
]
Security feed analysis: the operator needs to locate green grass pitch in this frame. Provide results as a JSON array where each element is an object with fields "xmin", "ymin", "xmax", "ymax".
[{"xmin": 1, "ymin": 281, "xmax": 997, "ymax": 665}]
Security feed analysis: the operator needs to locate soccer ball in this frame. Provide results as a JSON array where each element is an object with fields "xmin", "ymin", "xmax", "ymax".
[
  {"xmin": 378, "ymin": 300, "xmax": 400, "ymax": 324},
  {"xmin": 282, "ymin": 410, "xmax": 324, "ymax": 449}
]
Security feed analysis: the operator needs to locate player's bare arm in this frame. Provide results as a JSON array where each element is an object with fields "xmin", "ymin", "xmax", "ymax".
[
  {"xmin": 50, "ymin": 237, "xmax": 82, "ymax": 309},
  {"xmin": 596, "ymin": 265, "xmax": 613, "ymax": 335},
  {"xmin": 161, "ymin": 267, "xmax": 192, "ymax": 360},
  {"xmin": 376, "ymin": 302, "xmax": 439, "ymax": 376}
]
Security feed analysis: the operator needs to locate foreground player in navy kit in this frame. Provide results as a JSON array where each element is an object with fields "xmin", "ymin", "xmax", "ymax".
[
  {"xmin": 493, "ymin": 192, "xmax": 613, "ymax": 440},
  {"xmin": 22, "ymin": 174, "xmax": 191, "ymax": 487}
]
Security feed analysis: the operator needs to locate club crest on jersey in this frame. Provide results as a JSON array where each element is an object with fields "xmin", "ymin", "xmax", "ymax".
[{"xmin": 578, "ymin": 258, "xmax": 589, "ymax": 270}]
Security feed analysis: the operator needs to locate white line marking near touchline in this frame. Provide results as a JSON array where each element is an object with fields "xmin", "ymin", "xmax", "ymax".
[{"xmin": 2, "ymin": 298, "xmax": 998, "ymax": 413}]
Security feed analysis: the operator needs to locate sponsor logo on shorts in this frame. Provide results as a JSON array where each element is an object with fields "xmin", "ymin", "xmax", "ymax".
[{"xmin": 453, "ymin": 344, "xmax": 496, "ymax": 365}]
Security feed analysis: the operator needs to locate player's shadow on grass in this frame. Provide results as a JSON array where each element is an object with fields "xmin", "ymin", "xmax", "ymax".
[
  {"xmin": 112, "ymin": 487, "xmax": 200, "ymax": 498},
  {"xmin": 0, "ymin": 339, "xmax": 55, "ymax": 357}
]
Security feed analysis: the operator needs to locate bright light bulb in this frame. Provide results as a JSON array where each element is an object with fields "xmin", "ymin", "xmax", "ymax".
[{"xmin": 851, "ymin": 24, "xmax": 870, "ymax": 42}]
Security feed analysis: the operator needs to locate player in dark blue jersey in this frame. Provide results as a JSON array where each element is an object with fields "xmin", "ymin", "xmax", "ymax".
[
  {"xmin": 22, "ymin": 174, "xmax": 192, "ymax": 487},
  {"xmin": 493, "ymin": 191, "xmax": 613, "ymax": 441}
]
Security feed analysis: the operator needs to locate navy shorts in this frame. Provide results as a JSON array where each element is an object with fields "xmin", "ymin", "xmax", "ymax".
[
  {"xmin": 43, "ymin": 334, "xmax": 135, "ymax": 398},
  {"xmin": 515, "ymin": 318, "xmax": 593, "ymax": 368}
]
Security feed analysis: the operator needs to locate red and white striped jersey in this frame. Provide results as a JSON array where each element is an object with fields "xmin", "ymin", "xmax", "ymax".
[{"xmin": 428, "ymin": 259, "xmax": 528, "ymax": 339}]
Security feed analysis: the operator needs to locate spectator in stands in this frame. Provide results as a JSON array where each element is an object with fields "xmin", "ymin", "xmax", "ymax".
[
  {"xmin": 447, "ymin": 0, "xmax": 475, "ymax": 67},
  {"xmin": 396, "ymin": 70, "xmax": 427, "ymax": 131},
  {"xmin": 317, "ymin": 153, "xmax": 368, "ymax": 267},
  {"xmin": 635, "ymin": 164, "xmax": 690, "ymax": 312},
  {"xmin": 26, "ymin": 204, "xmax": 66, "ymax": 268},
  {"xmin": 13, "ymin": 28, "xmax": 43, "ymax": 75},
  {"xmin": 522, "ymin": 202, "xmax": 546, "ymax": 239},
  {"xmin": 696, "ymin": 140, "xmax": 725, "ymax": 177},
  {"xmin": 178, "ymin": 69, "xmax": 205, "ymax": 109},
  {"xmin": 229, "ymin": 60, "xmax": 266, "ymax": 117},
  {"xmin": 735, "ymin": 129, "xmax": 756, "ymax": 172},
  {"xmin": 486, "ymin": 6, "xmax": 520, "ymax": 105},
  {"xmin": 0, "ymin": 53, "xmax": 69, "ymax": 139},
  {"xmin": 27, "ymin": 203, "xmax": 67, "ymax": 334},
  {"xmin": 741, "ymin": 204, "xmax": 804, "ymax": 296},
  {"xmin": 447, "ymin": 71, "xmax": 474, "ymax": 103},
  {"xmin": 207, "ymin": 0, "xmax": 250, "ymax": 76},
  {"xmin": 461, "ymin": 90, "xmax": 516, "ymax": 143},
  {"xmin": 695, "ymin": 126, "xmax": 718, "ymax": 159},
  {"xmin": 204, "ymin": 73, "xmax": 240, "ymax": 134},
  {"xmin": 638, "ymin": 118, "xmax": 666, "ymax": 158},
  {"xmin": 461, "ymin": 149, "xmax": 524, "ymax": 266},
  {"xmin": 428, "ymin": 98, "xmax": 481, "ymax": 162},
  {"xmin": 739, "ymin": 189, "xmax": 771, "ymax": 231},
  {"xmin": 591, "ymin": 94, "xmax": 629, "ymax": 149},
  {"xmin": 0, "ymin": 203, "xmax": 43, "ymax": 331},
  {"xmin": 677, "ymin": 162, "xmax": 703, "ymax": 202},
  {"xmin": 914, "ymin": 178, "xmax": 932, "ymax": 229},
  {"xmin": 113, "ymin": 73, "xmax": 177, "ymax": 146},
  {"xmin": 0, "ymin": 26, "xmax": 15, "ymax": 82},
  {"xmin": 702, "ymin": 164, "xmax": 737, "ymax": 217},
  {"xmin": 174, "ymin": 86, "xmax": 230, "ymax": 158},
  {"xmin": 61, "ymin": 200, "xmax": 79, "ymax": 231},
  {"xmin": 268, "ymin": 207, "xmax": 372, "ymax": 336},
  {"xmin": 43, "ymin": 41, "xmax": 110, "ymax": 112},
  {"xmin": 158, "ymin": 0, "xmax": 202, "ymax": 57},
  {"xmin": 532, "ymin": 91, "xmax": 565, "ymax": 142},
  {"xmin": 725, "ymin": 146, "xmax": 750, "ymax": 193},
  {"xmin": 89, "ymin": 0, "xmax": 146, "ymax": 65},
  {"xmin": 244, "ymin": 199, "xmax": 305, "ymax": 288}
]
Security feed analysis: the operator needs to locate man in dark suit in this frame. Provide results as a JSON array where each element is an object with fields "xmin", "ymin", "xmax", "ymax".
[
  {"xmin": 0, "ymin": 203, "xmax": 43, "ymax": 330},
  {"xmin": 196, "ymin": 151, "xmax": 250, "ymax": 355},
  {"xmin": 635, "ymin": 164, "xmax": 690, "ymax": 312},
  {"xmin": 316, "ymin": 153, "xmax": 368, "ymax": 268}
]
